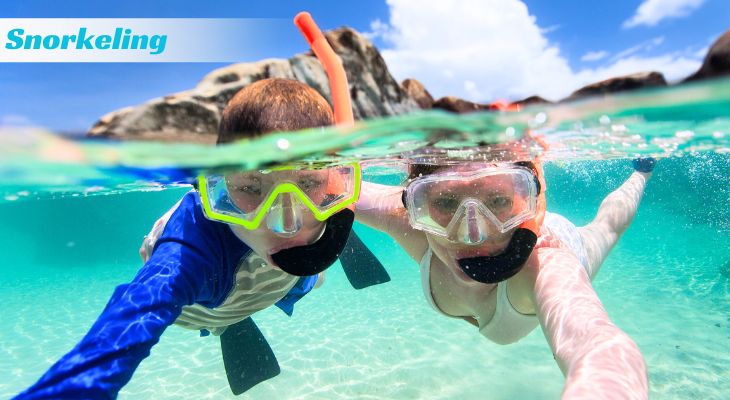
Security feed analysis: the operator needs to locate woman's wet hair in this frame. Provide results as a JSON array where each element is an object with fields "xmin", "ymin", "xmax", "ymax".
[
  {"xmin": 406, "ymin": 160, "xmax": 538, "ymax": 182},
  {"xmin": 405, "ymin": 139, "xmax": 540, "ymax": 182},
  {"xmin": 217, "ymin": 78, "xmax": 334, "ymax": 144}
]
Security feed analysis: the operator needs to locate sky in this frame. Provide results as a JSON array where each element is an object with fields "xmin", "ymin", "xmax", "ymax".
[{"xmin": 1, "ymin": 0, "xmax": 728, "ymax": 132}]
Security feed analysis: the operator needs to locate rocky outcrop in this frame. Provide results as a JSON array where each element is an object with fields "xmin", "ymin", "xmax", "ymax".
[
  {"xmin": 327, "ymin": 28, "xmax": 419, "ymax": 117},
  {"xmin": 402, "ymin": 79, "xmax": 434, "ymax": 109},
  {"xmin": 88, "ymin": 28, "xmax": 420, "ymax": 141},
  {"xmin": 431, "ymin": 97, "xmax": 527, "ymax": 113},
  {"xmin": 88, "ymin": 98, "xmax": 222, "ymax": 143},
  {"xmin": 684, "ymin": 29, "xmax": 730, "ymax": 82},
  {"xmin": 564, "ymin": 71, "xmax": 667, "ymax": 101},
  {"xmin": 87, "ymin": 27, "xmax": 729, "ymax": 141},
  {"xmin": 432, "ymin": 96, "xmax": 491, "ymax": 113},
  {"xmin": 513, "ymin": 95, "xmax": 552, "ymax": 107}
]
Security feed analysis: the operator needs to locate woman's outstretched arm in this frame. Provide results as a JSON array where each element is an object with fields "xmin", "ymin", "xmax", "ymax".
[
  {"xmin": 528, "ymin": 247, "xmax": 648, "ymax": 399},
  {"xmin": 355, "ymin": 181, "xmax": 429, "ymax": 261}
]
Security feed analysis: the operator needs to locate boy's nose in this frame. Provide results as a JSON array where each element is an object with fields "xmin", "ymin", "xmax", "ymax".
[{"xmin": 267, "ymin": 193, "xmax": 303, "ymax": 236}]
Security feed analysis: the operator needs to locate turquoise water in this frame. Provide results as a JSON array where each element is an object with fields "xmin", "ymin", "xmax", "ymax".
[{"xmin": 1, "ymin": 80, "xmax": 729, "ymax": 398}]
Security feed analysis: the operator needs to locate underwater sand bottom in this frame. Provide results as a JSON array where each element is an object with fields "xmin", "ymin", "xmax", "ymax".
[{"xmin": 1, "ymin": 231, "xmax": 728, "ymax": 399}]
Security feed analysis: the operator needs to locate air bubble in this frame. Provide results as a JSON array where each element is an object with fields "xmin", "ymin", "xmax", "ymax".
[
  {"xmin": 276, "ymin": 138, "xmax": 290, "ymax": 151},
  {"xmin": 675, "ymin": 130, "xmax": 695, "ymax": 139},
  {"xmin": 534, "ymin": 112, "xmax": 547, "ymax": 125}
]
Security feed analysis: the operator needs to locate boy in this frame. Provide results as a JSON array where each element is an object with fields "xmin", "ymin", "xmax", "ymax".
[{"xmin": 15, "ymin": 78, "xmax": 362, "ymax": 399}]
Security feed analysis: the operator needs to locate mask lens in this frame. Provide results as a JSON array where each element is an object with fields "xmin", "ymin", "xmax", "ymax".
[
  {"xmin": 199, "ymin": 163, "xmax": 359, "ymax": 230},
  {"xmin": 225, "ymin": 173, "xmax": 266, "ymax": 214},
  {"xmin": 407, "ymin": 167, "xmax": 537, "ymax": 238}
]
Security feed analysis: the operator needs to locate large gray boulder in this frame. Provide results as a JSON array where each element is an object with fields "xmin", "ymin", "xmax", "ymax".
[
  {"xmin": 89, "ymin": 26, "xmax": 724, "ymax": 142},
  {"xmin": 684, "ymin": 29, "xmax": 730, "ymax": 82},
  {"xmin": 88, "ymin": 27, "xmax": 420, "ymax": 142}
]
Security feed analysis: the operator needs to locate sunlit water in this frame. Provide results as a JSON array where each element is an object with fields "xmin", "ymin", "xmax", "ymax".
[{"xmin": 1, "ymin": 79, "xmax": 729, "ymax": 399}]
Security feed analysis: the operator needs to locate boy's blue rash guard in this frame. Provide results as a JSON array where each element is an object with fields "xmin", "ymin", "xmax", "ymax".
[{"xmin": 15, "ymin": 192, "xmax": 316, "ymax": 400}]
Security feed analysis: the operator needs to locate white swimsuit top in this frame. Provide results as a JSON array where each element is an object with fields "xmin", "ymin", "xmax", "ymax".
[
  {"xmin": 420, "ymin": 248, "xmax": 538, "ymax": 344},
  {"xmin": 419, "ymin": 212, "xmax": 589, "ymax": 345}
]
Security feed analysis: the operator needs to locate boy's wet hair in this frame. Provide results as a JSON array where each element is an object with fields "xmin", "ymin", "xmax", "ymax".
[{"xmin": 217, "ymin": 78, "xmax": 335, "ymax": 144}]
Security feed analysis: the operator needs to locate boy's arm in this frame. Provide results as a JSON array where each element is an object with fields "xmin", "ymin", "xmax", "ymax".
[
  {"xmin": 15, "ymin": 194, "xmax": 230, "ymax": 400},
  {"xmin": 528, "ymin": 247, "xmax": 648, "ymax": 399},
  {"xmin": 356, "ymin": 181, "xmax": 428, "ymax": 261}
]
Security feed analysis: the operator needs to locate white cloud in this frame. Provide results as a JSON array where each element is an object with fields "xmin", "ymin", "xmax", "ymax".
[
  {"xmin": 363, "ymin": 19, "xmax": 393, "ymax": 42},
  {"xmin": 623, "ymin": 0, "xmax": 705, "ymax": 29},
  {"xmin": 692, "ymin": 45, "xmax": 709, "ymax": 59},
  {"xmin": 574, "ymin": 54, "xmax": 701, "ymax": 84},
  {"xmin": 0, "ymin": 114, "xmax": 34, "ymax": 127},
  {"xmin": 540, "ymin": 24, "xmax": 561, "ymax": 34},
  {"xmin": 611, "ymin": 36, "xmax": 664, "ymax": 60},
  {"xmin": 370, "ymin": 0, "xmax": 703, "ymax": 101},
  {"xmin": 373, "ymin": 0, "xmax": 575, "ymax": 101},
  {"xmin": 581, "ymin": 51, "xmax": 609, "ymax": 62}
]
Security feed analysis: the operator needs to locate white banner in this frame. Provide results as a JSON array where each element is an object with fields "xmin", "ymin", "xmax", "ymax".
[{"xmin": 0, "ymin": 19, "xmax": 292, "ymax": 62}]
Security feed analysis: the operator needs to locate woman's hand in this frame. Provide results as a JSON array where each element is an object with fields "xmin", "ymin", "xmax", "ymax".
[{"xmin": 139, "ymin": 200, "xmax": 182, "ymax": 261}]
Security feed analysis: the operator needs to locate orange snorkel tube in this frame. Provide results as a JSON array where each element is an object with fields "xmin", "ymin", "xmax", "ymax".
[
  {"xmin": 287, "ymin": 12, "xmax": 391, "ymax": 286},
  {"xmin": 294, "ymin": 12, "xmax": 354, "ymax": 127}
]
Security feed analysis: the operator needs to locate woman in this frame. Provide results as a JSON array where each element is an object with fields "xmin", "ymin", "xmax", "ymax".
[{"xmin": 356, "ymin": 145, "xmax": 654, "ymax": 399}]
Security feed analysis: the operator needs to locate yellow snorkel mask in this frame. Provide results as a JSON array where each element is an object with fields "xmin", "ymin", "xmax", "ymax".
[{"xmin": 198, "ymin": 162, "xmax": 361, "ymax": 233}]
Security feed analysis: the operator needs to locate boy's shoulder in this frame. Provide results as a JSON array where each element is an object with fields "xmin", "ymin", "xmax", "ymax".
[
  {"xmin": 178, "ymin": 190, "xmax": 204, "ymax": 212},
  {"xmin": 148, "ymin": 190, "xmax": 248, "ymax": 256},
  {"xmin": 171, "ymin": 190, "xmax": 216, "ymax": 228}
]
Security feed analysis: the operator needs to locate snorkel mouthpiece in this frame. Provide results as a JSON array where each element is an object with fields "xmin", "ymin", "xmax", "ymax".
[
  {"xmin": 270, "ymin": 208, "xmax": 355, "ymax": 276},
  {"xmin": 456, "ymin": 228, "xmax": 537, "ymax": 284}
]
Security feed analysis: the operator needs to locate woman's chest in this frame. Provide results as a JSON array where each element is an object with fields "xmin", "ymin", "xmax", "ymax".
[
  {"xmin": 427, "ymin": 254, "xmax": 539, "ymax": 320},
  {"xmin": 427, "ymin": 256, "xmax": 499, "ymax": 322}
]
